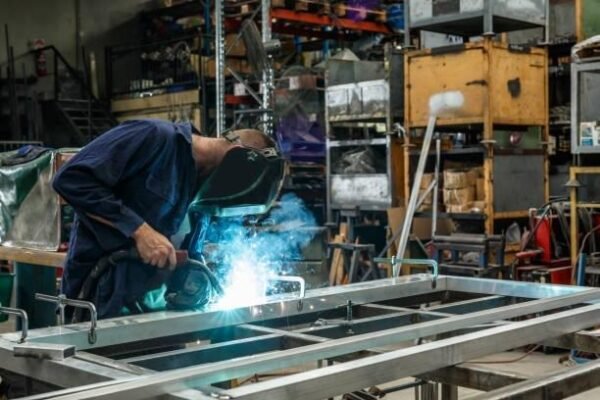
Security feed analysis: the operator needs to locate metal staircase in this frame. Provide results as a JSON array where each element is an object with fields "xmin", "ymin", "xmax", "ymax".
[
  {"xmin": 49, "ymin": 46, "xmax": 117, "ymax": 143},
  {"xmin": 1, "ymin": 43, "xmax": 117, "ymax": 146},
  {"xmin": 55, "ymin": 98, "xmax": 116, "ymax": 142}
]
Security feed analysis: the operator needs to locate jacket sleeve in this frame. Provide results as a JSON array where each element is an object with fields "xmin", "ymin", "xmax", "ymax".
[{"xmin": 53, "ymin": 120, "xmax": 169, "ymax": 238}]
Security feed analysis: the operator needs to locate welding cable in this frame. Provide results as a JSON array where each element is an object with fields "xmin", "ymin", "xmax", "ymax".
[
  {"xmin": 72, "ymin": 249, "xmax": 143, "ymax": 323},
  {"xmin": 466, "ymin": 344, "xmax": 542, "ymax": 364},
  {"xmin": 572, "ymin": 223, "xmax": 600, "ymax": 283},
  {"xmin": 510, "ymin": 198, "xmax": 568, "ymax": 279}
]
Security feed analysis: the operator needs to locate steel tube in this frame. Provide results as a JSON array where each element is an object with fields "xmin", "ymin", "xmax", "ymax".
[
  {"xmin": 0, "ymin": 306, "xmax": 28, "ymax": 342},
  {"xmin": 469, "ymin": 358, "xmax": 600, "ymax": 400},
  {"xmin": 3, "ymin": 276, "xmax": 443, "ymax": 349},
  {"xmin": 226, "ymin": 304, "xmax": 600, "ymax": 400},
  {"xmin": 41, "ymin": 290, "xmax": 600, "ymax": 400},
  {"xmin": 395, "ymin": 115, "xmax": 438, "ymax": 276}
]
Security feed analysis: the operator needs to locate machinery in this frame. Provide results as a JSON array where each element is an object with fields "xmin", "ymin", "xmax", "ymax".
[{"xmin": 3, "ymin": 276, "xmax": 600, "ymax": 399}]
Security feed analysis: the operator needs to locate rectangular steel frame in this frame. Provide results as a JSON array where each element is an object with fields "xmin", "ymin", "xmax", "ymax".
[{"xmin": 3, "ymin": 276, "xmax": 600, "ymax": 400}]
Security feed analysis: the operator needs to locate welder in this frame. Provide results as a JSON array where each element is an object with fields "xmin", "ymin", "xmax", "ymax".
[{"xmin": 53, "ymin": 119, "xmax": 280, "ymax": 319}]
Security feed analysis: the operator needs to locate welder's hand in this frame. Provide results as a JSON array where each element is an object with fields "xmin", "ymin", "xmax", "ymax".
[{"xmin": 132, "ymin": 223, "xmax": 177, "ymax": 269}]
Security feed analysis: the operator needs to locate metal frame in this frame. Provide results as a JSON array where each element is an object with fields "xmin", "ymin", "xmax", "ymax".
[
  {"xmin": 404, "ymin": 0, "xmax": 548, "ymax": 45},
  {"xmin": 4, "ymin": 276, "xmax": 600, "ymax": 399},
  {"xmin": 324, "ymin": 46, "xmax": 404, "ymax": 220},
  {"xmin": 214, "ymin": 0, "xmax": 274, "ymax": 137}
]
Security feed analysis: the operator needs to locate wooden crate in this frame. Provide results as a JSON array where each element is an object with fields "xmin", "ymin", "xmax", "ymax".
[
  {"xmin": 405, "ymin": 40, "xmax": 548, "ymax": 128},
  {"xmin": 403, "ymin": 38, "xmax": 549, "ymax": 234}
]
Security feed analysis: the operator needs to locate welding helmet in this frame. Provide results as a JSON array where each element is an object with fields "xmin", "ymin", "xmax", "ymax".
[{"xmin": 188, "ymin": 131, "xmax": 285, "ymax": 217}]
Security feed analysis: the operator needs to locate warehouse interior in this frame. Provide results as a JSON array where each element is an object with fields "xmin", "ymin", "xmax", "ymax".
[{"xmin": 2, "ymin": 0, "xmax": 600, "ymax": 399}]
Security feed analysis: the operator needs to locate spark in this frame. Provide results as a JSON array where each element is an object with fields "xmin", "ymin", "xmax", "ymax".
[{"xmin": 215, "ymin": 259, "xmax": 271, "ymax": 310}]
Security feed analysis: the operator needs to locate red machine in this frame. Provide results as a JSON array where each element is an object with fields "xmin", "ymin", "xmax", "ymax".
[{"xmin": 513, "ymin": 203, "xmax": 572, "ymax": 284}]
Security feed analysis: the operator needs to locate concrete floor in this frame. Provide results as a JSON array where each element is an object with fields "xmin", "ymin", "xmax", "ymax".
[
  {"xmin": 377, "ymin": 351, "xmax": 600, "ymax": 399},
  {"xmin": 2, "ymin": 319, "xmax": 600, "ymax": 399}
]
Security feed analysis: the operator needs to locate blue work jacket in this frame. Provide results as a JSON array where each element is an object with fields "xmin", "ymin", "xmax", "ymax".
[{"xmin": 53, "ymin": 119, "xmax": 200, "ymax": 318}]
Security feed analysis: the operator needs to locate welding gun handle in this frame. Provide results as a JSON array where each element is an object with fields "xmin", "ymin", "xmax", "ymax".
[
  {"xmin": 174, "ymin": 250, "xmax": 189, "ymax": 266},
  {"xmin": 124, "ymin": 248, "xmax": 189, "ymax": 267}
]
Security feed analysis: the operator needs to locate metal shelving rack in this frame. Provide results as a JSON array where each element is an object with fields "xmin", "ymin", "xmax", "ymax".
[
  {"xmin": 571, "ymin": 56, "xmax": 600, "ymax": 154},
  {"xmin": 325, "ymin": 44, "xmax": 404, "ymax": 221}
]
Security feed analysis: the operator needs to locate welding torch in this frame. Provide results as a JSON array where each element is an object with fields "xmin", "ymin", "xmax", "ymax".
[{"xmin": 74, "ymin": 248, "xmax": 224, "ymax": 322}]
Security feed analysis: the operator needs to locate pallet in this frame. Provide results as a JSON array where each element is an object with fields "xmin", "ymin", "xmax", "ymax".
[
  {"xmin": 332, "ymin": 1, "xmax": 386, "ymax": 23},
  {"xmin": 272, "ymin": 0, "xmax": 331, "ymax": 15},
  {"xmin": 224, "ymin": 0, "xmax": 257, "ymax": 18}
]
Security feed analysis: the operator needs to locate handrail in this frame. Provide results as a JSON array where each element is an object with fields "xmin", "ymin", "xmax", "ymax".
[{"xmin": 2, "ymin": 45, "xmax": 101, "ymax": 104}]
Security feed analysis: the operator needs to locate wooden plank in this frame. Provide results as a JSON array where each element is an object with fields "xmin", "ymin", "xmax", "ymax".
[
  {"xmin": 576, "ymin": 0, "xmax": 583, "ymax": 41},
  {"xmin": 116, "ymin": 108, "xmax": 201, "ymax": 128},
  {"xmin": 0, "ymin": 246, "xmax": 65, "ymax": 267},
  {"xmin": 332, "ymin": 223, "xmax": 348, "ymax": 286},
  {"xmin": 111, "ymin": 90, "xmax": 199, "ymax": 113},
  {"xmin": 328, "ymin": 234, "xmax": 343, "ymax": 286}
]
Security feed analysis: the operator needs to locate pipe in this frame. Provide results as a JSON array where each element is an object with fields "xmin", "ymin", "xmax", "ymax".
[
  {"xmin": 35, "ymin": 293, "xmax": 97, "ymax": 344},
  {"xmin": 0, "ymin": 306, "xmax": 28, "ymax": 343}
]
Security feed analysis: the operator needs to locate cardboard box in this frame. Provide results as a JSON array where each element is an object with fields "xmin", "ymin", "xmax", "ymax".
[
  {"xmin": 470, "ymin": 201, "xmax": 486, "ymax": 212},
  {"xmin": 204, "ymin": 58, "xmax": 253, "ymax": 78},
  {"xmin": 418, "ymin": 187, "xmax": 433, "ymax": 205},
  {"xmin": 387, "ymin": 207, "xmax": 453, "ymax": 242},
  {"xmin": 443, "ymin": 169, "xmax": 468, "ymax": 189},
  {"xmin": 225, "ymin": 34, "xmax": 247, "ymax": 57},
  {"xmin": 420, "ymin": 173, "xmax": 434, "ymax": 189},
  {"xmin": 417, "ymin": 203, "xmax": 432, "ymax": 212},
  {"xmin": 445, "ymin": 203, "xmax": 472, "ymax": 213},
  {"xmin": 443, "ymin": 186, "xmax": 475, "ymax": 205},
  {"xmin": 466, "ymin": 167, "xmax": 483, "ymax": 183},
  {"xmin": 476, "ymin": 178, "xmax": 485, "ymax": 201}
]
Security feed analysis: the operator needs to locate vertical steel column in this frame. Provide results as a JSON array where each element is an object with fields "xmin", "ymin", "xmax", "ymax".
[
  {"xmin": 483, "ymin": 0, "xmax": 494, "ymax": 36},
  {"xmin": 215, "ymin": 0, "xmax": 225, "ymax": 136},
  {"xmin": 432, "ymin": 138, "xmax": 441, "ymax": 238},
  {"xmin": 261, "ymin": 0, "xmax": 273, "ymax": 136}
]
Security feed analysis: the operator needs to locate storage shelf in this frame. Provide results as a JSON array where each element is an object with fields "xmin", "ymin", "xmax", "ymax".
[
  {"xmin": 415, "ymin": 211, "xmax": 486, "ymax": 221},
  {"xmin": 271, "ymin": 8, "xmax": 391, "ymax": 34},
  {"xmin": 328, "ymin": 114, "xmax": 387, "ymax": 123},
  {"xmin": 329, "ymin": 138, "xmax": 388, "ymax": 147},
  {"xmin": 408, "ymin": 147, "xmax": 485, "ymax": 156}
]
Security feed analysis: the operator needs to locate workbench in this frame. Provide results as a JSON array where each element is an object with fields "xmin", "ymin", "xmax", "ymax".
[{"xmin": 0, "ymin": 246, "xmax": 65, "ymax": 329}]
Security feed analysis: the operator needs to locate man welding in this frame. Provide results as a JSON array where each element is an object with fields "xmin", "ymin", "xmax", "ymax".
[{"xmin": 53, "ymin": 119, "xmax": 283, "ymax": 319}]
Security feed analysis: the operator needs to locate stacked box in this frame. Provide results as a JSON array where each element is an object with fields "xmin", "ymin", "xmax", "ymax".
[
  {"xmin": 417, "ymin": 173, "xmax": 434, "ymax": 211},
  {"xmin": 443, "ymin": 169, "xmax": 476, "ymax": 213},
  {"xmin": 442, "ymin": 166, "xmax": 487, "ymax": 213}
]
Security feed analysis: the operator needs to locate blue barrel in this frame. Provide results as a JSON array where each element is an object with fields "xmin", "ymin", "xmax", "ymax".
[{"xmin": 387, "ymin": 3, "xmax": 405, "ymax": 32}]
